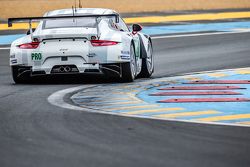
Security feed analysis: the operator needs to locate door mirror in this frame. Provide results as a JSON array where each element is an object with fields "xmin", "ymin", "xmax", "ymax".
[
  {"xmin": 26, "ymin": 28, "xmax": 36, "ymax": 35},
  {"xmin": 132, "ymin": 24, "xmax": 142, "ymax": 33}
]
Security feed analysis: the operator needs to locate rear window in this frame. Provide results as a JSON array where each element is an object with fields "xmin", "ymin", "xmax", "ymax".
[{"xmin": 43, "ymin": 17, "xmax": 97, "ymax": 29}]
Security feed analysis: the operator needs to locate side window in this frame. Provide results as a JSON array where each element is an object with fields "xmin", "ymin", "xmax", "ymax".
[
  {"xmin": 117, "ymin": 17, "xmax": 129, "ymax": 32},
  {"xmin": 108, "ymin": 19, "xmax": 119, "ymax": 30},
  {"xmin": 107, "ymin": 17, "xmax": 129, "ymax": 32}
]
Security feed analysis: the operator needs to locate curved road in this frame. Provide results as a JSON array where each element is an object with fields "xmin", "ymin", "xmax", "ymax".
[{"xmin": 1, "ymin": 32, "xmax": 250, "ymax": 167}]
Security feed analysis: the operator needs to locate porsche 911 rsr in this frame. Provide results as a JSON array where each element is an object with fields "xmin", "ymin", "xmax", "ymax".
[{"xmin": 8, "ymin": 8, "xmax": 154, "ymax": 83}]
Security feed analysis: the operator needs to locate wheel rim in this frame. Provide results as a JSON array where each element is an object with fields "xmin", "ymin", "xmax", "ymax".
[
  {"xmin": 146, "ymin": 42, "xmax": 154, "ymax": 73},
  {"xmin": 130, "ymin": 46, "xmax": 136, "ymax": 78}
]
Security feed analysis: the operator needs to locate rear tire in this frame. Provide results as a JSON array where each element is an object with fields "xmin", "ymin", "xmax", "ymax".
[
  {"xmin": 138, "ymin": 40, "xmax": 154, "ymax": 78},
  {"xmin": 121, "ymin": 44, "xmax": 136, "ymax": 82},
  {"xmin": 11, "ymin": 66, "xmax": 31, "ymax": 84}
]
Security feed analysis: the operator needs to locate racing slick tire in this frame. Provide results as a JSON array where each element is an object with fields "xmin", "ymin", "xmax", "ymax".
[
  {"xmin": 121, "ymin": 44, "xmax": 137, "ymax": 82},
  {"xmin": 11, "ymin": 66, "xmax": 31, "ymax": 84},
  {"xmin": 138, "ymin": 40, "xmax": 154, "ymax": 78}
]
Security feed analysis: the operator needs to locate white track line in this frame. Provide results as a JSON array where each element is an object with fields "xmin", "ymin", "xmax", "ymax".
[
  {"xmin": 48, "ymin": 85, "xmax": 93, "ymax": 111},
  {"xmin": 0, "ymin": 47, "xmax": 10, "ymax": 50},
  {"xmin": 151, "ymin": 31, "xmax": 250, "ymax": 39},
  {"xmin": 149, "ymin": 67, "xmax": 250, "ymax": 83},
  {"xmin": 48, "ymin": 67, "xmax": 250, "ymax": 128}
]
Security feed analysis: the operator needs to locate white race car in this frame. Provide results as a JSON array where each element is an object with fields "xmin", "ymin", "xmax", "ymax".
[{"xmin": 8, "ymin": 8, "xmax": 154, "ymax": 83}]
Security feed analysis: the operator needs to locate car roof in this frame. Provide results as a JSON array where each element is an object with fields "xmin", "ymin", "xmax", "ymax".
[{"xmin": 46, "ymin": 8, "xmax": 118, "ymax": 16}]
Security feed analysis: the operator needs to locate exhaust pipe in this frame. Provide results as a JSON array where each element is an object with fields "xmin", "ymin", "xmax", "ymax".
[
  {"xmin": 51, "ymin": 65, "xmax": 79, "ymax": 74},
  {"xmin": 59, "ymin": 66, "xmax": 65, "ymax": 72},
  {"xmin": 64, "ymin": 66, "xmax": 71, "ymax": 72}
]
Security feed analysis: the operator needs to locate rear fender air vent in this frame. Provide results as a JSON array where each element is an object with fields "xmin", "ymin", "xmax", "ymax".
[{"xmin": 100, "ymin": 64, "xmax": 122, "ymax": 77}]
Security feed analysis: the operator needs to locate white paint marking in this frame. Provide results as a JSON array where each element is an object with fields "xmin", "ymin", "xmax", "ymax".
[
  {"xmin": 0, "ymin": 47, "xmax": 10, "ymax": 50},
  {"xmin": 48, "ymin": 85, "xmax": 94, "ymax": 111},
  {"xmin": 151, "ymin": 31, "xmax": 250, "ymax": 39}
]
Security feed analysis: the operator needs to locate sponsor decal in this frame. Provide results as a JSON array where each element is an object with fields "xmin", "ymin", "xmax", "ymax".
[
  {"xmin": 31, "ymin": 52, "xmax": 42, "ymax": 61},
  {"xmin": 59, "ymin": 49, "xmax": 68, "ymax": 52},
  {"xmin": 120, "ymin": 55, "xmax": 130, "ymax": 60},
  {"xmin": 88, "ymin": 53, "xmax": 96, "ymax": 57},
  {"xmin": 120, "ymin": 51, "xmax": 130, "ymax": 59},
  {"xmin": 121, "ymin": 51, "xmax": 130, "ymax": 55},
  {"xmin": 11, "ymin": 59, "xmax": 17, "ymax": 64},
  {"xmin": 10, "ymin": 54, "xmax": 15, "ymax": 58}
]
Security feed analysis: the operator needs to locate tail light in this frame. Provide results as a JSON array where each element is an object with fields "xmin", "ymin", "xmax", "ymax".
[
  {"xmin": 90, "ymin": 40, "xmax": 119, "ymax": 47},
  {"xmin": 18, "ymin": 42, "xmax": 40, "ymax": 49}
]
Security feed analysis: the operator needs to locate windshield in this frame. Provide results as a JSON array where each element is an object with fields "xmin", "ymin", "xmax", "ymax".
[{"xmin": 43, "ymin": 17, "xmax": 97, "ymax": 29}]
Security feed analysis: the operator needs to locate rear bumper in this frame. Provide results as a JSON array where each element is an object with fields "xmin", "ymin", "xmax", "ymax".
[{"xmin": 14, "ymin": 63, "xmax": 123, "ymax": 77}]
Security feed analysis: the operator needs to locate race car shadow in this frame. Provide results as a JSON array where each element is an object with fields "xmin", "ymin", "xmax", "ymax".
[{"xmin": 18, "ymin": 74, "xmax": 121, "ymax": 85}]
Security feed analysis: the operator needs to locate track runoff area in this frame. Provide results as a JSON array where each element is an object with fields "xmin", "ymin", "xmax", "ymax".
[
  {"xmin": 2, "ymin": 10, "xmax": 250, "ymax": 126},
  {"xmin": 49, "ymin": 67, "xmax": 250, "ymax": 127}
]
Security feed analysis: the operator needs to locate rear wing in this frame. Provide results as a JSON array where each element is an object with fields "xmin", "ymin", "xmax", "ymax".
[
  {"xmin": 8, "ymin": 14, "xmax": 119, "ymax": 39},
  {"xmin": 8, "ymin": 14, "xmax": 119, "ymax": 27}
]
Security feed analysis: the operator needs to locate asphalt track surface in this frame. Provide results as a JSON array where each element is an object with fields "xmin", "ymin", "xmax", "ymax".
[{"xmin": 1, "ymin": 32, "xmax": 250, "ymax": 167}]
